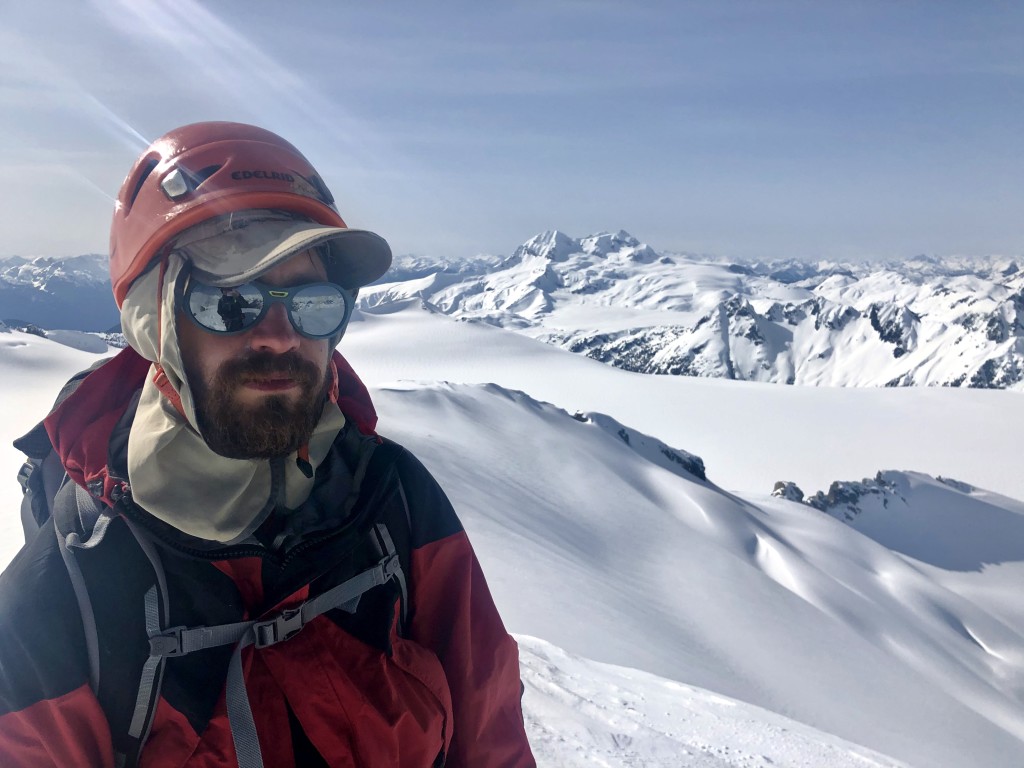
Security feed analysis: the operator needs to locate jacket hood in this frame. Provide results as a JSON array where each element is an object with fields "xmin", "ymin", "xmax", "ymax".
[{"xmin": 44, "ymin": 258, "xmax": 378, "ymax": 542}]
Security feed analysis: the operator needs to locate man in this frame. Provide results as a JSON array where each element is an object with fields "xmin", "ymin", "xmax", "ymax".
[
  {"xmin": 0, "ymin": 122, "xmax": 535, "ymax": 767},
  {"xmin": 216, "ymin": 287, "xmax": 247, "ymax": 332}
]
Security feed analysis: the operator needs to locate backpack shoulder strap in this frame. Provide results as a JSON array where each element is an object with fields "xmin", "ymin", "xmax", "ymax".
[
  {"xmin": 51, "ymin": 468, "xmax": 159, "ymax": 768},
  {"xmin": 51, "ymin": 480, "xmax": 113, "ymax": 696},
  {"xmin": 337, "ymin": 429, "xmax": 414, "ymax": 631},
  {"xmin": 18, "ymin": 451, "xmax": 66, "ymax": 541},
  {"xmin": 123, "ymin": 430, "xmax": 415, "ymax": 768}
]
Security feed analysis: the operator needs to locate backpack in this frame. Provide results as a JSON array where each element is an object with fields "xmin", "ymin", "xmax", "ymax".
[
  {"xmin": 13, "ymin": 360, "xmax": 415, "ymax": 768},
  {"xmin": 15, "ymin": 359, "xmax": 107, "ymax": 542}
]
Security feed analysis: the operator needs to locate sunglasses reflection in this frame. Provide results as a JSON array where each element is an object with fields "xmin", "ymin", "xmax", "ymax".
[{"xmin": 187, "ymin": 280, "xmax": 351, "ymax": 338}]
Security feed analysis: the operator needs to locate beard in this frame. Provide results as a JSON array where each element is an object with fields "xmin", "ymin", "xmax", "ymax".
[{"xmin": 190, "ymin": 349, "xmax": 331, "ymax": 459}]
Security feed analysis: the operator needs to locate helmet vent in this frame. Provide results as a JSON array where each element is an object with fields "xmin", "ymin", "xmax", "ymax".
[
  {"xmin": 126, "ymin": 157, "xmax": 159, "ymax": 211},
  {"xmin": 193, "ymin": 165, "xmax": 221, "ymax": 187},
  {"xmin": 159, "ymin": 164, "xmax": 222, "ymax": 200}
]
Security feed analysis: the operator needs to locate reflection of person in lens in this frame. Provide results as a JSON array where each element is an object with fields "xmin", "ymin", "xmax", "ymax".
[{"xmin": 216, "ymin": 288, "xmax": 246, "ymax": 332}]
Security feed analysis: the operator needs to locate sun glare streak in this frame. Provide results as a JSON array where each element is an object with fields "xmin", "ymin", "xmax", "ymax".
[
  {"xmin": 62, "ymin": 166, "xmax": 119, "ymax": 204},
  {"xmin": 91, "ymin": 0, "xmax": 395, "ymax": 176},
  {"xmin": 0, "ymin": 27, "xmax": 148, "ymax": 199},
  {"xmin": 83, "ymin": 93, "xmax": 151, "ymax": 152}
]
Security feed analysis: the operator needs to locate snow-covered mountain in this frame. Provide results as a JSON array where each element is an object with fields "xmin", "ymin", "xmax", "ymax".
[
  {"xmin": 7, "ymin": 236, "xmax": 1024, "ymax": 388},
  {"xmin": 365, "ymin": 231, "xmax": 1024, "ymax": 388},
  {"xmin": 0, "ymin": 254, "xmax": 117, "ymax": 332}
]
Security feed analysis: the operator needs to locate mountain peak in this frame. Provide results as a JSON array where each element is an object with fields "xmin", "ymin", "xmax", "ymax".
[
  {"xmin": 579, "ymin": 230, "xmax": 659, "ymax": 263},
  {"xmin": 511, "ymin": 230, "xmax": 579, "ymax": 263},
  {"xmin": 581, "ymin": 230, "xmax": 639, "ymax": 252}
]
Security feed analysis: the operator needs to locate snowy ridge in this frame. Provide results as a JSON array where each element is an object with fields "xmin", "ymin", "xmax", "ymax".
[
  {"xmin": 0, "ymin": 253, "xmax": 117, "ymax": 332},
  {"xmin": 8, "ymin": 237, "xmax": 1024, "ymax": 388},
  {"xmin": 371, "ymin": 381, "xmax": 1024, "ymax": 767},
  {"xmin": 788, "ymin": 470, "xmax": 1024, "ymax": 572},
  {"xmin": 359, "ymin": 230, "xmax": 1024, "ymax": 388},
  {"xmin": 571, "ymin": 409, "xmax": 706, "ymax": 482},
  {"xmin": 1, "ymin": 323, "xmax": 117, "ymax": 354},
  {"xmin": 385, "ymin": 252, "xmax": 502, "ymax": 283}
]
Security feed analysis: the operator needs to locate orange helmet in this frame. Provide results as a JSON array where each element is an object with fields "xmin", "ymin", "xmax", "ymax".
[{"xmin": 109, "ymin": 121, "xmax": 390, "ymax": 306}]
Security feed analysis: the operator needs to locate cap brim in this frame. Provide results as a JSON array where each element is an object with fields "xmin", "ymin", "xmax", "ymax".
[{"xmin": 173, "ymin": 216, "xmax": 392, "ymax": 290}]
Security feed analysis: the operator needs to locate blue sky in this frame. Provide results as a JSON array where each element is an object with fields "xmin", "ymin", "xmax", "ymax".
[{"xmin": 1, "ymin": 0, "xmax": 1022, "ymax": 261}]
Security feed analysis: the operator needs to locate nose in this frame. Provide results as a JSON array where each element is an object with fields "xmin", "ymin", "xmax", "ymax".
[{"xmin": 247, "ymin": 302, "xmax": 300, "ymax": 354}]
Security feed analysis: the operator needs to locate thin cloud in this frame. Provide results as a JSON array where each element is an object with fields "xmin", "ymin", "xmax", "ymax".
[
  {"xmin": 89, "ymin": 0, "xmax": 406, "ymax": 179},
  {"xmin": 0, "ymin": 28, "xmax": 149, "ymax": 154}
]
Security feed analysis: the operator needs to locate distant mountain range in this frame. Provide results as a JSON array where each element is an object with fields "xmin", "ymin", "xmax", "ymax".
[
  {"xmin": 5, "ymin": 231, "xmax": 1024, "ymax": 388},
  {"xmin": 364, "ymin": 230, "xmax": 1024, "ymax": 389},
  {"xmin": 0, "ymin": 254, "xmax": 117, "ymax": 332}
]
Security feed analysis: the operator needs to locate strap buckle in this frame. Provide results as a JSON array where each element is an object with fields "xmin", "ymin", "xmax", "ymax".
[
  {"xmin": 381, "ymin": 553, "xmax": 401, "ymax": 580},
  {"xmin": 16, "ymin": 460, "xmax": 35, "ymax": 492},
  {"xmin": 253, "ymin": 608, "xmax": 305, "ymax": 649},
  {"xmin": 149, "ymin": 626, "xmax": 187, "ymax": 657}
]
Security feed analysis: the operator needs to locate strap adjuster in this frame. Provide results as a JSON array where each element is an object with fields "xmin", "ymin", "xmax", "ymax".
[
  {"xmin": 253, "ymin": 608, "xmax": 305, "ymax": 649},
  {"xmin": 149, "ymin": 626, "xmax": 186, "ymax": 657},
  {"xmin": 381, "ymin": 553, "xmax": 401, "ymax": 580},
  {"xmin": 16, "ymin": 460, "xmax": 34, "ymax": 492}
]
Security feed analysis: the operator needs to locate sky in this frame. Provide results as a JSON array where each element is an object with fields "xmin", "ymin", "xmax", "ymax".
[{"xmin": 0, "ymin": 0, "xmax": 1022, "ymax": 262}]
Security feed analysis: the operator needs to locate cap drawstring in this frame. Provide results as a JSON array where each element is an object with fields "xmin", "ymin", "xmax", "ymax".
[{"xmin": 152, "ymin": 364, "xmax": 187, "ymax": 420}]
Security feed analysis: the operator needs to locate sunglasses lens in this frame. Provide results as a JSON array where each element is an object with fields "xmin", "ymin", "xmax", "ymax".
[
  {"xmin": 187, "ymin": 282, "xmax": 265, "ymax": 333},
  {"xmin": 289, "ymin": 284, "xmax": 349, "ymax": 337}
]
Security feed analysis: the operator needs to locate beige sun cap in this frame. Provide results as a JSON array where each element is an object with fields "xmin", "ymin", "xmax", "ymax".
[{"xmin": 170, "ymin": 209, "xmax": 392, "ymax": 289}]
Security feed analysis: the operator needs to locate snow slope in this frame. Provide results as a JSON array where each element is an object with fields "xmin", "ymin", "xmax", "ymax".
[
  {"xmin": 520, "ymin": 636, "xmax": 909, "ymax": 768},
  {"xmin": 2, "ymin": 316, "xmax": 1023, "ymax": 766},
  {"xmin": 366, "ymin": 381, "xmax": 1024, "ymax": 767},
  {"xmin": 342, "ymin": 302, "xmax": 1024, "ymax": 504}
]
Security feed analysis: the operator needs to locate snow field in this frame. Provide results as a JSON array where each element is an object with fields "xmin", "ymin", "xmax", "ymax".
[
  {"xmin": 519, "ymin": 636, "xmax": 910, "ymax": 768},
  {"xmin": 2, "ymin": 315, "xmax": 1024, "ymax": 766}
]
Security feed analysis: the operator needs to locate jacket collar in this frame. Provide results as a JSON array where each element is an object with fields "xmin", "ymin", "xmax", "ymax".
[{"xmin": 44, "ymin": 345, "xmax": 378, "ymax": 517}]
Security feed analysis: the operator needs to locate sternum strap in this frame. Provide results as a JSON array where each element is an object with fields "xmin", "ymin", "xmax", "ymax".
[{"xmin": 132, "ymin": 551, "xmax": 403, "ymax": 768}]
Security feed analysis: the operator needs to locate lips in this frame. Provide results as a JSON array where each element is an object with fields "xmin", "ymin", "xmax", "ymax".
[
  {"xmin": 217, "ymin": 351, "xmax": 322, "ymax": 397},
  {"xmin": 245, "ymin": 377, "xmax": 298, "ymax": 392}
]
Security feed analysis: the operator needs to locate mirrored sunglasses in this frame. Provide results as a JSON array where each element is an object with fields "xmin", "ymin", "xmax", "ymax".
[{"xmin": 183, "ymin": 278, "xmax": 354, "ymax": 339}]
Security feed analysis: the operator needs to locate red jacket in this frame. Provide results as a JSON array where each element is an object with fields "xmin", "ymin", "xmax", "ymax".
[{"xmin": 0, "ymin": 348, "xmax": 535, "ymax": 767}]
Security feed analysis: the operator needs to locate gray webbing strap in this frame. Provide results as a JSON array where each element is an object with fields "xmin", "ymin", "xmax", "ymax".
[
  {"xmin": 122, "ymin": 518, "xmax": 171, "ymax": 759},
  {"xmin": 128, "ymin": 586, "xmax": 164, "ymax": 739},
  {"xmin": 375, "ymin": 522, "xmax": 408, "ymax": 627},
  {"xmin": 53, "ymin": 483, "xmax": 102, "ymax": 695},
  {"xmin": 138, "ymin": 552, "xmax": 402, "ymax": 768},
  {"xmin": 222, "ymin": 557, "xmax": 399, "ymax": 768}
]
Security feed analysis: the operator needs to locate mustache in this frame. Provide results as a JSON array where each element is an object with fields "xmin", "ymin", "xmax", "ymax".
[{"xmin": 217, "ymin": 350, "xmax": 324, "ymax": 386}]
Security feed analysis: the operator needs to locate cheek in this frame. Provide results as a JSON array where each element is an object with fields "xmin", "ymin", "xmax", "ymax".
[
  {"xmin": 177, "ymin": 311, "xmax": 241, "ymax": 385},
  {"xmin": 301, "ymin": 339, "xmax": 331, "ymax": 368}
]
